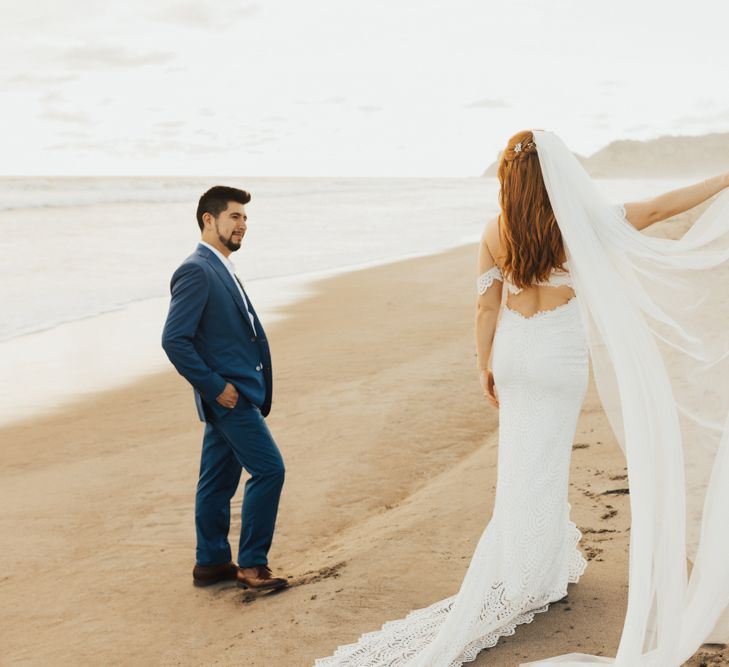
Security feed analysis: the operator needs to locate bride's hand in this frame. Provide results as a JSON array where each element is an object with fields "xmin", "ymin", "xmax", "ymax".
[{"xmin": 479, "ymin": 369, "xmax": 499, "ymax": 408}]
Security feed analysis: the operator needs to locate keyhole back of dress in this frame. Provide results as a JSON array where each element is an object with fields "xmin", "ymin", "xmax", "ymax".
[{"xmin": 504, "ymin": 283, "xmax": 576, "ymax": 319}]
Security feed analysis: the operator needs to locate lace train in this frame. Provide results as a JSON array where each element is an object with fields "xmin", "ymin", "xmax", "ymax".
[{"xmin": 314, "ymin": 522, "xmax": 587, "ymax": 667}]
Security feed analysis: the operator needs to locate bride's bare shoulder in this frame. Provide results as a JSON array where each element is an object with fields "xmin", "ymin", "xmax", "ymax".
[{"xmin": 481, "ymin": 214, "xmax": 504, "ymax": 264}]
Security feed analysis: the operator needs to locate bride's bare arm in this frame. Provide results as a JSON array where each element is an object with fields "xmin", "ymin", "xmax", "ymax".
[
  {"xmin": 476, "ymin": 218, "xmax": 503, "ymax": 407},
  {"xmin": 624, "ymin": 171, "xmax": 729, "ymax": 231}
]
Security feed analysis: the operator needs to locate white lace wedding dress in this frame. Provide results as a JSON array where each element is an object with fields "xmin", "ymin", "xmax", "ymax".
[
  {"xmin": 314, "ymin": 262, "xmax": 592, "ymax": 666},
  {"xmin": 317, "ymin": 122, "xmax": 729, "ymax": 665}
]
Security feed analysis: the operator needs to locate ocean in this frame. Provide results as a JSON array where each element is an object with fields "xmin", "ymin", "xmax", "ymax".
[{"xmin": 0, "ymin": 176, "xmax": 688, "ymax": 424}]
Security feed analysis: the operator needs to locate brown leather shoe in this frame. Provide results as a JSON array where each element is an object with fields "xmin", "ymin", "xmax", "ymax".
[
  {"xmin": 192, "ymin": 561, "xmax": 239, "ymax": 587},
  {"xmin": 237, "ymin": 564, "xmax": 289, "ymax": 591}
]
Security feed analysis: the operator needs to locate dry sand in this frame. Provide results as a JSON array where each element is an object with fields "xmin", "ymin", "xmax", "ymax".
[{"xmin": 2, "ymin": 237, "xmax": 727, "ymax": 666}]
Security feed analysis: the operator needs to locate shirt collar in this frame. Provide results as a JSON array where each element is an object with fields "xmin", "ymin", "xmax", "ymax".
[{"xmin": 200, "ymin": 241, "xmax": 236, "ymax": 274}]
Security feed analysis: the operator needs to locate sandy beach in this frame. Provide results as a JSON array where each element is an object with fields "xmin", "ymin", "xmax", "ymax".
[{"xmin": 2, "ymin": 236, "xmax": 727, "ymax": 666}]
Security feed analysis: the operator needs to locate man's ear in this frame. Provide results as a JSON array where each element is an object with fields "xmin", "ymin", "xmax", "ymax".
[{"xmin": 202, "ymin": 212, "xmax": 213, "ymax": 229}]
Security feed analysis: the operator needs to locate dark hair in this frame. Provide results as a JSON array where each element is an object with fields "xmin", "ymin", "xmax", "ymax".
[{"xmin": 196, "ymin": 186, "xmax": 251, "ymax": 231}]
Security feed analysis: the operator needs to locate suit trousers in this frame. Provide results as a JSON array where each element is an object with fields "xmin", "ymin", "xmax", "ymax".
[{"xmin": 195, "ymin": 398, "xmax": 285, "ymax": 568}]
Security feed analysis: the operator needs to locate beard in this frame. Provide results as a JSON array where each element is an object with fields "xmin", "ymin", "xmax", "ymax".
[{"xmin": 215, "ymin": 222, "xmax": 243, "ymax": 252}]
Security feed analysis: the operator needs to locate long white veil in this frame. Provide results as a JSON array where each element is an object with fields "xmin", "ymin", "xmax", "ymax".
[{"xmin": 524, "ymin": 131, "xmax": 729, "ymax": 666}]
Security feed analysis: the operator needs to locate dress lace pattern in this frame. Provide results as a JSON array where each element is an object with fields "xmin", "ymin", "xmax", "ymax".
[
  {"xmin": 478, "ymin": 265, "xmax": 575, "ymax": 296},
  {"xmin": 477, "ymin": 266, "xmax": 504, "ymax": 294},
  {"xmin": 315, "ymin": 293, "xmax": 591, "ymax": 666}
]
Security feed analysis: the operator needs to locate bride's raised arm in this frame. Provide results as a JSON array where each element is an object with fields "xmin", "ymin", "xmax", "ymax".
[{"xmin": 623, "ymin": 170, "xmax": 729, "ymax": 231}]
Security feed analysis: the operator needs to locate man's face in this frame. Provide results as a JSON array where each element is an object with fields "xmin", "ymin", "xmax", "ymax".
[{"xmin": 208, "ymin": 201, "xmax": 247, "ymax": 252}]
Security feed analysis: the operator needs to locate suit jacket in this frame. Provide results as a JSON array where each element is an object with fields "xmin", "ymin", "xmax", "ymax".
[{"xmin": 161, "ymin": 243, "xmax": 273, "ymax": 421}]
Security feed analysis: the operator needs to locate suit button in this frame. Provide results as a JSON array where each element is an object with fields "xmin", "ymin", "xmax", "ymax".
[
  {"xmin": 250, "ymin": 336, "xmax": 257, "ymax": 342},
  {"xmin": 256, "ymin": 364, "xmax": 262, "ymax": 371}
]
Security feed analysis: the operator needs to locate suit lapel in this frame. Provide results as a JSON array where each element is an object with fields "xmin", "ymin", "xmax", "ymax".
[{"xmin": 196, "ymin": 245, "xmax": 255, "ymax": 334}]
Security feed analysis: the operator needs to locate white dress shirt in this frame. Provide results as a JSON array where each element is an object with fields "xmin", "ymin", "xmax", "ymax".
[{"xmin": 200, "ymin": 241, "xmax": 256, "ymax": 334}]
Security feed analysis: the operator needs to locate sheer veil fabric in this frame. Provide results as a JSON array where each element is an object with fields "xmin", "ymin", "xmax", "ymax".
[{"xmin": 524, "ymin": 131, "xmax": 729, "ymax": 666}]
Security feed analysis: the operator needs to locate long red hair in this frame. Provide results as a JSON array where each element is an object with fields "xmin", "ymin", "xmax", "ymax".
[{"xmin": 497, "ymin": 130, "xmax": 566, "ymax": 290}]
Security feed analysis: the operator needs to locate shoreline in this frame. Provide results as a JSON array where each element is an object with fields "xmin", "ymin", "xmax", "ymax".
[{"xmin": 0, "ymin": 242, "xmax": 479, "ymax": 428}]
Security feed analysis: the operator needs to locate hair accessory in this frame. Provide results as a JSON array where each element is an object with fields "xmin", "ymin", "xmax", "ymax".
[{"xmin": 513, "ymin": 140, "xmax": 536, "ymax": 154}]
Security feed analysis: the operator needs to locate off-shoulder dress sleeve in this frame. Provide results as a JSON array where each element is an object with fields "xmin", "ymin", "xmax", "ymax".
[{"xmin": 477, "ymin": 265, "xmax": 504, "ymax": 295}]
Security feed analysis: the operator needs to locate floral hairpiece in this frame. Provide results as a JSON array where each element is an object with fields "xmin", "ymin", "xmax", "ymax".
[{"xmin": 513, "ymin": 140, "xmax": 536, "ymax": 154}]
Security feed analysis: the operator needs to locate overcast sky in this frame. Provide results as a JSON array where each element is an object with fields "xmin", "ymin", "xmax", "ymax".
[{"xmin": 2, "ymin": 0, "xmax": 728, "ymax": 176}]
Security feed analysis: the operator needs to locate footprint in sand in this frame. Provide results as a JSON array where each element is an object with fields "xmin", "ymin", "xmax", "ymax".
[
  {"xmin": 293, "ymin": 561, "xmax": 347, "ymax": 587},
  {"xmin": 684, "ymin": 643, "xmax": 729, "ymax": 666},
  {"xmin": 602, "ymin": 488, "xmax": 629, "ymax": 496},
  {"xmin": 583, "ymin": 546, "xmax": 604, "ymax": 562}
]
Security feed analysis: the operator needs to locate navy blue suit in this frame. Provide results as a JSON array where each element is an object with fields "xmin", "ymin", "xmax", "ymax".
[{"xmin": 162, "ymin": 243, "xmax": 284, "ymax": 568}]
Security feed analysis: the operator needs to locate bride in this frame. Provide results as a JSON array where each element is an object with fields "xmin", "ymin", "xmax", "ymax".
[{"xmin": 315, "ymin": 130, "xmax": 729, "ymax": 667}]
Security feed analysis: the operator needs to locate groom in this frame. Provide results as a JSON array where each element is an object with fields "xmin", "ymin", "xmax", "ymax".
[{"xmin": 162, "ymin": 185, "xmax": 287, "ymax": 591}]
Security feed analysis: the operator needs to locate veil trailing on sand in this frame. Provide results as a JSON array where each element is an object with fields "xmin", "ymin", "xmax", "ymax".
[{"xmin": 525, "ymin": 131, "xmax": 729, "ymax": 667}]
